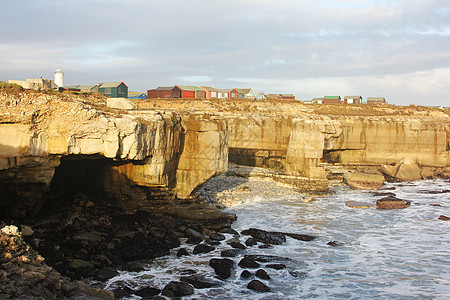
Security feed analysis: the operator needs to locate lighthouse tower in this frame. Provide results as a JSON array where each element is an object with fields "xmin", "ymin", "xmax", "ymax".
[{"xmin": 54, "ymin": 69, "xmax": 64, "ymax": 88}]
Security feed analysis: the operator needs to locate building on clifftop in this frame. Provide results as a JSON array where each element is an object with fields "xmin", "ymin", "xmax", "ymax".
[
  {"xmin": 343, "ymin": 96, "xmax": 362, "ymax": 104},
  {"xmin": 8, "ymin": 78, "xmax": 57, "ymax": 90},
  {"xmin": 367, "ymin": 97, "xmax": 387, "ymax": 104},
  {"xmin": 98, "ymin": 82, "xmax": 128, "ymax": 98},
  {"xmin": 323, "ymin": 96, "xmax": 342, "ymax": 104}
]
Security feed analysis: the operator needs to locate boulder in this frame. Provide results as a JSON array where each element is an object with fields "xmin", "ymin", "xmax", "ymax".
[
  {"xmin": 438, "ymin": 215, "xmax": 450, "ymax": 221},
  {"xmin": 376, "ymin": 197, "xmax": 411, "ymax": 209},
  {"xmin": 221, "ymin": 249, "xmax": 240, "ymax": 257},
  {"xmin": 193, "ymin": 243, "xmax": 215, "ymax": 254},
  {"xmin": 209, "ymin": 232, "xmax": 226, "ymax": 241},
  {"xmin": 176, "ymin": 248, "xmax": 189, "ymax": 257},
  {"xmin": 381, "ymin": 156, "xmax": 422, "ymax": 181},
  {"xmin": 245, "ymin": 238, "xmax": 258, "ymax": 246},
  {"xmin": 240, "ymin": 270, "xmax": 252, "ymax": 278},
  {"xmin": 241, "ymin": 228, "xmax": 286, "ymax": 245},
  {"xmin": 283, "ymin": 232, "xmax": 316, "ymax": 241},
  {"xmin": 238, "ymin": 256, "xmax": 260, "ymax": 269},
  {"xmin": 209, "ymin": 258, "xmax": 234, "ymax": 279},
  {"xmin": 134, "ymin": 287, "xmax": 162, "ymax": 298},
  {"xmin": 345, "ymin": 201, "xmax": 376, "ymax": 208},
  {"xmin": 266, "ymin": 263, "xmax": 286, "ymax": 270},
  {"xmin": 345, "ymin": 172, "xmax": 384, "ymax": 190},
  {"xmin": 180, "ymin": 274, "xmax": 221, "ymax": 289},
  {"xmin": 161, "ymin": 281, "xmax": 194, "ymax": 298},
  {"xmin": 255, "ymin": 269, "xmax": 271, "ymax": 280},
  {"xmin": 228, "ymin": 240, "xmax": 246, "ymax": 249},
  {"xmin": 327, "ymin": 241, "xmax": 344, "ymax": 247},
  {"xmin": 247, "ymin": 279, "xmax": 270, "ymax": 292}
]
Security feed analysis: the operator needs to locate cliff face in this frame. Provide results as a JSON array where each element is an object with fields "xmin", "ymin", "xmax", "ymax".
[
  {"xmin": 0, "ymin": 92, "xmax": 229, "ymax": 217},
  {"xmin": 1, "ymin": 92, "xmax": 449, "ymax": 217}
]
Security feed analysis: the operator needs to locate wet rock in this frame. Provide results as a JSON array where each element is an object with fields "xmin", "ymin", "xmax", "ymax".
[
  {"xmin": 113, "ymin": 232, "xmax": 170, "ymax": 262},
  {"xmin": 193, "ymin": 243, "xmax": 215, "ymax": 254},
  {"xmin": 221, "ymin": 249, "xmax": 240, "ymax": 257},
  {"xmin": 228, "ymin": 240, "xmax": 246, "ymax": 249},
  {"xmin": 209, "ymin": 258, "xmax": 234, "ymax": 279},
  {"xmin": 240, "ymin": 270, "xmax": 252, "ymax": 278},
  {"xmin": 289, "ymin": 270, "xmax": 307, "ymax": 278},
  {"xmin": 186, "ymin": 236, "xmax": 203, "ymax": 245},
  {"xmin": 178, "ymin": 269, "xmax": 197, "ymax": 275},
  {"xmin": 255, "ymin": 269, "xmax": 271, "ymax": 280},
  {"xmin": 238, "ymin": 256, "xmax": 260, "ymax": 269},
  {"xmin": 135, "ymin": 286, "xmax": 162, "ymax": 298},
  {"xmin": 176, "ymin": 248, "xmax": 189, "ymax": 257},
  {"xmin": 245, "ymin": 237, "xmax": 257, "ymax": 246},
  {"xmin": 266, "ymin": 263, "xmax": 286, "ymax": 270},
  {"xmin": 245, "ymin": 254, "xmax": 292, "ymax": 263},
  {"xmin": 438, "ymin": 215, "xmax": 450, "ymax": 221},
  {"xmin": 283, "ymin": 232, "xmax": 317, "ymax": 241},
  {"xmin": 205, "ymin": 239, "xmax": 221, "ymax": 245},
  {"xmin": 372, "ymin": 191, "xmax": 396, "ymax": 197},
  {"xmin": 180, "ymin": 274, "xmax": 222, "ymax": 288},
  {"xmin": 327, "ymin": 241, "xmax": 344, "ymax": 247},
  {"xmin": 95, "ymin": 268, "xmax": 119, "ymax": 281},
  {"xmin": 376, "ymin": 197, "xmax": 411, "ymax": 209},
  {"xmin": 210, "ymin": 232, "xmax": 226, "ymax": 241},
  {"xmin": 247, "ymin": 279, "xmax": 270, "ymax": 292},
  {"xmin": 113, "ymin": 286, "xmax": 134, "ymax": 298},
  {"xmin": 431, "ymin": 203, "xmax": 442, "ymax": 207},
  {"xmin": 121, "ymin": 261, "xmax": 145, "ymax": 272},
  {"xmin": 186, "ymin": 228, "xmax": 205, "ymax": 242},
  {"xmin": 345, "ymin": 201, "xmax": 376, "ymax": 208},
  {"xmin": 161, "ymin": 281, "xmax": 194, "ymax": 298},
  {"xmin": 258, "ymin": 243, "xmax": 271, "ymax": 249},
  {"xmin": 219, "ymin": 227, "xmax": 239, "ymax": 235},
  {"xmin": 241, "ymin": 228, "xmax": 286, "ymax": 245},
  {"xmin": 346, "ymin": 172, "xmax": 385, "ymax": 190}
]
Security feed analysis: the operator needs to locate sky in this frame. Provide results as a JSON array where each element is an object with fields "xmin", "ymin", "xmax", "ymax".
[{"xmin": 1, "ymin": 0, "xmax": 449, "ymax": 106}]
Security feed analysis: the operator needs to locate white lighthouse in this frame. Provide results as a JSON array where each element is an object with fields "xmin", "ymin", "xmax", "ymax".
[{"xmin": 54, "ymin": 69, "xmax": 64, "ymax": 88}]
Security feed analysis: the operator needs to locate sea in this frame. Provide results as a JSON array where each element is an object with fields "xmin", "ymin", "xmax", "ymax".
[{"xmin": 103, "ymin": 178, "xmax": 450, "ymax": 299}]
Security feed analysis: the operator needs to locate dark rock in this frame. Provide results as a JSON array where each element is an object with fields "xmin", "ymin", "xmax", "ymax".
[
  {"xmin": 438, "ymin": 215, "xmax": 450, "ymax": 221},
  {"xmin": 180, "ymin": 274, "xmax": 221, "ymax": 289},
  {"xmin": 186, "ymin": 236, "xmax": 203, "ymax": 245},
  {"xmin": 240, "ymin": 270, "xmax": 252, "ymax": 278},
  {"xmin": 205, "ymin": 239, "xmax": 221, "ymax": 245},
  {"xmin": 193, "ymin": 243, "xmax": 215, "ymax": 254},
  {"xmin": 221, "ymin": 249, "xmax": 240, "ymax": 257},
  {"xmin": 238, "ymin": 256, "xmax": 260, "ymax": 269},
  {"xmin": 228, "ymin": 240, "xmax": 246, "ymax": 249},
  {"xmin": 121, "ymin": 261, "xmax": 146, "ymax": 272},
  {"xmin": 241, "ymin": 228, "xmax": 286, "ymax": 245},
  {"xmin": 178, "ymin": 269, "xmax": 197, "ymax": 275},
  {"xmin": 165, "ymin": 236, "xmax": 181, "ymax": 249},
  {"xmin": 245, "ymin": 254, "xmax": 292, "ymax": 263},
  {"xmin": 327, "ymin": 241, "xmax": 344, "ymax": 247},
  {"xmin": 95, "ymin": 268, "xmax": 119, "ymax": 281},
  {"xmin": 113, "ymin": 232, "xmax": 170, "ymax": 262},
  {"xmin": 245, "ymin": 237, "xmax": 257, "ymax": 246},
  {"xmin": 376, "ymin": 197, "xmax": 411, "ymax": 209},
  {"xmin": 289, "ymin": 270, "xmax": 307, "ymax": 278},
  {"xmin": 210, "ymin": 232, "xmax": 226, "ymax": 241},
  {"xmin": 219, "ymin": 227, "xmax": 239, "ymax": 235},
  {"xmin": 161, "ymin": 281, "xmax": 194, "ymax": 298},
  {"xmin": 255, "ymin": 269, "xmax": 270, "ymax": 280},
  {"xmin": 372, "ymin": 192, "xmax": 396, "ymax": 197},
  {"xmin": 209, "ymin": 258, "xmax": 234, "ymax": 279},
  {"xmin": 283, "ymin": 232, "xmax": 317, "ymax": 241},
  {"xmin": 113, "ymin": 286, "xmax": 134, "ymax": 298},
  {"xmin": 431, "ymin": 203, "xmax": 442, "ymax": 207},
  {"xmin": 150, "ymin": 227, "xmax": 166, "ymax": 238},
  {"xmin": 176, "ymin": 248, "xmax": 189, "ymax": 257},
  {"xmin": 247, "ymin": 279, "xmax": 270, "ymax": 292},
  {"xmin": 258, "ymin": 243, "xmax": 271, "ymax": 249},
  {"xmin": 134, "ymin": 286, "xmax": 162, "ymax": 298},
  {"xmin": 108, "ymin": 254, "xmax": 125, "ymax": 266},
  {"xmin": 422, "ymin": 189, "xmax": 450, "ymax": 194},
  {"xmin": 266, "ymin": 263, "xmax": 286, "ymax": 270}
]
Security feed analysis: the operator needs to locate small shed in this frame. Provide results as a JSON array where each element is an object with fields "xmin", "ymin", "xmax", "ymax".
[
  {"xmin": 230, "ymin": 88, "xmax": 256, "ymax": 99},
  {"xmin": 323, "ymin": 96, "xmax": 341, "ymax": 104},
  {"xmin": 311, "ymin": 97, "xmax": 324, "ymax": 104},
  {"xmin": 147, "ymin": 86, "xmax": 181, "ymax": 99},
  {"xmin": 175, "ymin": 86, "xmax": 195, "ymax": 98},
  {"xmin": 279, "ymin": 94, "xmax": 295, "ymax": 100},
  {"xmin": 343, "ymin": 96, "xmax": 362, "ymax": 104},
  {"xmin": 200, "ymin": 86, "xmax": 218, "ymax": 98},
  {"xmin": 98, "ymin": 82, "xmax": 128, "ymax": 98},
  {"xmin": 216, "ymin": 89, "xmax": 231, "ymax": 99},
  {"xmin": 367, "ymin": 97, "xmax": 386, "ymax": 104},
  {"xmin": 128, "ymin": 91, "xmax": 147, "ymax": 100},
  {"xmin": 189, "ymin": 86, "xmax": 206, "ymax": 99}
]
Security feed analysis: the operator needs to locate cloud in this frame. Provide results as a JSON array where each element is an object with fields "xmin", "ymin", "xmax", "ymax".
[{"xmin": 0, "ymin": 0, "xmax": 449, "ymax": 106}]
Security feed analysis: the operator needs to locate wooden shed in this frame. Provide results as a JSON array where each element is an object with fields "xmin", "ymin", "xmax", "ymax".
[
  {"xmin": 200, "ymin": 86, "xmax": 218, "ymax": 99},
  {"xmin": 343, "ymin": 96, "xmax": 362, "ymax": 104},
  {"xmin": 189, "ymin": 86, "xmax": 206, "ymax": 99},
  {"xmin": 175, "ymin": 86, "xmax": 195, "ymax": 98},
  {"xmin": 279, "ymin": 94, "xmax": 295, "ymax": 100},
  {"xmin": 367, "ymin": 97, "xmax": 387, "ymax": 104},
  {"xmin": 147, "ymin": 86, "xmax": 181, "ymax": 99},
  {"xmin": 323, "ymin": 96, "xmax": 341, "ymax": 104},
  {"xmin": 98, "ymin": 82, "xmax": 128, "ymax": 98}
]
